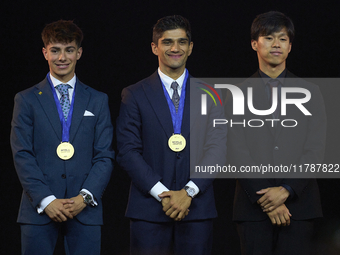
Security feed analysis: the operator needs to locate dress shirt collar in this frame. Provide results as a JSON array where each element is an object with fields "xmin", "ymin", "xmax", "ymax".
[
  {"xmin": 258, "ymin": 69, "xmax": 286, "ymax": 86},
  {"xmin": 158, "ymin": 68, "xmax": 186, "ymax": 93},
  {"xmin": 49, "ymin": 73, "xmax": 76, "ymax": 89}
]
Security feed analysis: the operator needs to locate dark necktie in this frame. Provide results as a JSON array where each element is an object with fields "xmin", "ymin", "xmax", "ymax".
[
  {"xmin": 171, "ymin": 81, "xmax": 180, "ymax": 113},
  {"xmin": 56, "ymin": 84, "xmax": 72, "ymax": 121},
  {"xmin": 268, "ymin": 79, "xmax": 281, "ymax": 120}
]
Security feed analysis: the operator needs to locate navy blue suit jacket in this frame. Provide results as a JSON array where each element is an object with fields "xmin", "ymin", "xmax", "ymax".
[
  {"xmin": 11, "ymin": 77, "xmax": 114, "ymax": 225},
  {"xmin": 116, "ymin": 71, "xmax": 227, "ymax": 222}
]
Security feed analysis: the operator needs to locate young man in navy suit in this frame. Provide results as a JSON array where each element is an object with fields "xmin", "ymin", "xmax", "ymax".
[
  {"xmin": 11, "ymin": 20, "xmax": 114, "ymax": 254},
  {"xmin": 226, "ymin": 11, "xmax": 326, "ymax": 255},
  {"xmin": 117, "ymin": 15, "xmax": 226, "ymax": 255}
]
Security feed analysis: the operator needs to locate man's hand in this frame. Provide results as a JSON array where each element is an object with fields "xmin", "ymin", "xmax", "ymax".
[
  {"xmin": 161, "ymin": 197, "xmax": 170, "ymax": 208},
  {"xmin": 44, "ymin": 199, "xmax": 74, "ymax": 222},
  {"xmin": 158, "ymin": 190, "xmax": 191, "ymax": 221},
  {"xmin": 256, "ymin": 186, "xmax": 290, "ymax": 212},
  {"xmin": 64, "ymin": 194, "xmax": 87, "ymax": 217},
  {"xmin": 267, "ymin": 204, "xmax": 292, "ymax": 226},
  {"xmin": 161, "ymin": 196, "xmax": 188, "ymax": 220}
]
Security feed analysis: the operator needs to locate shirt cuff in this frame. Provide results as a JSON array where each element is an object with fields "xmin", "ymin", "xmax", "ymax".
[
  {"xmin": 37, "ymin": 195, "xmax": 57, "ymax": 214},
  {"xmin": 81, "ymin": 189, "xmax": 98, "ymax": 206},
  {"xmin": 281, "ymin": 184, "xmax": 295, "ymax": 198},
  {"xmin": 149, "ymin": 182, "xmax": 170, "ymax": 202},
  {"xmin": 185, "ymin": 181, "xmax": 200, "ymax": 197}
]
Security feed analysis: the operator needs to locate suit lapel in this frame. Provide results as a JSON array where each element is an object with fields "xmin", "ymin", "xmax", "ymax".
[
  {"xmin": 181, "ymin": 76, "xmax": 190, "ymax": 139},
  {"xmin": 143, "ymin": 72, "xmax": 174, "ymax": 138},
  {"xmin": 274, "ymin": 70, "xmax": 297, "ymax": 139},
  {"xmin": 69, "ymin": 79, "xmax": 90, "ymax": 143},
  {"xmin": 246, "ymin": 73, "xmax": 276, "ymax": 137},
  {"xmin": 34, "ymin": 78, "xmax": 62, "ymax": 141}
]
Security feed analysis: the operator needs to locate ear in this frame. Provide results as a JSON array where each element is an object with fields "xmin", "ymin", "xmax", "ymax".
[
  {"xmin": 251, "ymin": 40, "xmax": 258, "ymax": 51},
  {"xmin": 187, "ymin": 41, "xmax": 194, "ymax": 56},
  {"xmin": 76, "ymin": 47, "xmax": 83, "ymax": 60},
  {"xmin": 42, "ymin": 47, "xmax": 48, "ymax": 60},
  {"xmin": 288, "ymin": 43, "xmax": 292, "ymax": 53},
  {"xmin": 151, "ymin": 42, "xmax": 158, "ymax": 56}
]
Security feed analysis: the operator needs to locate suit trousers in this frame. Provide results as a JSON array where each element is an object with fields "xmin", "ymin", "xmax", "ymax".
[
  {"xmin": 130, "ymin": 219, "xmax": 213, "ymax": 255},
  {"xmin": 20, "ymin": 218, "xmax": 101, "ymax": 255},
  {"xmin": 236, "ymin": 219, "xmax": 314, "ymax": 255}
]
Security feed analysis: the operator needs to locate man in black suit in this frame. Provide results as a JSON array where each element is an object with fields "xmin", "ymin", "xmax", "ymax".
[{"xmin": 226, "ymin": 11, "xmax": 326, "ymax": 255}]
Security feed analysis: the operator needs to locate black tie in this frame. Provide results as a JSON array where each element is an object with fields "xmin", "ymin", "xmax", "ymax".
[
  {"xmin": 268, "ymin": 79, "xmax": 280, "ymax": 120},
  {"xmin": 171, "ymin": 81, "xmax": 180, "ymax": 112}
]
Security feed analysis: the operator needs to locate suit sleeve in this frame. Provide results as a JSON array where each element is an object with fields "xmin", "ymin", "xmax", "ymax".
[
  {"xmin": 225, "ymin": 90, "xmax": 272, "ymax": 203},
  {"xmin": 116, "ymin": 87, "xmax": 163, "ymax": 194},
  {"xmin": 191, "ymin": 88, "xmax": 227, "ymax": 194},
  {"xmin": 81, "ymin": 93, "xmax": 114, "ymax": 200},
  {"xmin": 10, "ymin": 92, "xmax": 54, "ymax": 208},
  {"xmin": 280, "ymin": 84, "xmax": 326, "ymax": 197}
]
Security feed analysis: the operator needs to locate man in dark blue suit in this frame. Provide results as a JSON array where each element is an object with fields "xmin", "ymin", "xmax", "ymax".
[
  {"xmin": 10, "ymin": 20, "xmax": 114, "ymax": 255},
  {"xmin": 116, "ymin": 15, "xmax": 226, "ymax": 255}
]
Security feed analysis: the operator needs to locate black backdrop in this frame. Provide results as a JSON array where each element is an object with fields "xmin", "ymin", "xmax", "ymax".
[{"xmin": 1, "ymin": 0, "xmax": 340, "ymax": 254}]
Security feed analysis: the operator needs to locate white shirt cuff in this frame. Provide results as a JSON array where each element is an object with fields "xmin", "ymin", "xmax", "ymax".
[
  {"xmin": 81, "ymin": 189, "xmax": 98, "ymax": 206},
  {"xmin": 37, "ymin": 195, "xmax": 56, "ymax": 214},
  {"xmin": 185, "ymin": 181, "xmax": 200, "ymax": 197},
  {"xmin": 149, "ymin": 182, "xmax": 169, "ymax": 202}
]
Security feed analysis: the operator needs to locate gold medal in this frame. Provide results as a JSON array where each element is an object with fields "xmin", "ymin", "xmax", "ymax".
[
  {"xmin": 168, "ymin": 134, "xmax": 186, "ymax": 152},
  {"xmin": 56, "ymin": 142, "xmax": 74, "ymax": 160}
]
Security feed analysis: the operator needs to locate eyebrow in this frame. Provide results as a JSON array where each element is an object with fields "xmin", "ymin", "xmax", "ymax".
[
  {"xmin": 49, "ymin": 46, "xmax": 77, "ymax": 50},
  {"xmin": 161, "ymin": 38, "xmax": 189, "ymax": 42},
  {"xmin": 262, "ymin": 33, "xmax": 288, "ymax": 39}
]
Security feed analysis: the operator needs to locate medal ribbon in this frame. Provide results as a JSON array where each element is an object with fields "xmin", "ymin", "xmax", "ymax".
[
  {"xmin": 47, "ymin": 73, "xmax": 75, "ymax": 142},
  {"xmin": 161, "ymin": 69, "xmax": 188, "ymax": 134}
]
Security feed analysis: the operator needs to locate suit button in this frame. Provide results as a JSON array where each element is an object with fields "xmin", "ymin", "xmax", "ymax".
[
  {"xmin": 274, "ymin": 146, "xmax": 279, "ymax": 150},
  {"xmin": 61, "ymin": 174, "xmax": 66, "ymax": 179},
  {"xmin": 173, "ymin": 180, "xmax": 176, "ymax": 183},
  {"xmin": 177, "ymin": 153, "xmax": 181, "ymax": 159}
]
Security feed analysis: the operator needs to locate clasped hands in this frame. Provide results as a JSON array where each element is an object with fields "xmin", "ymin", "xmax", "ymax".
[
  {"xmin": 256, "ymin": 186, "xmax": 291, "ymax": 226},
  {"xmin": 44, "ymin": 194, "xmax": 86, "ymax": 222},
  {"xmin": 158, "ymin": 189, "xmax": 192, "ymax": 221}
]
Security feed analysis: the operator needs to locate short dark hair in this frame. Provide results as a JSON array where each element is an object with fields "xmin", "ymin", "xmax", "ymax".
[
  {"xmin": 251, "ymin": 11, "xmax": 295, "ymax": 42},
  {"xmin": 152, "ymin": 15, "xmax": 191, "ymax": 45},
  {"xmin": 41, "ymin": 20, "xmax": 83, "ymax": 48}
]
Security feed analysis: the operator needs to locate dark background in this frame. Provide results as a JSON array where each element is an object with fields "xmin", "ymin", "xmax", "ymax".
[{"xmin": 1, "ymin": 0, "xmax": 340, "ymax": 254}]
